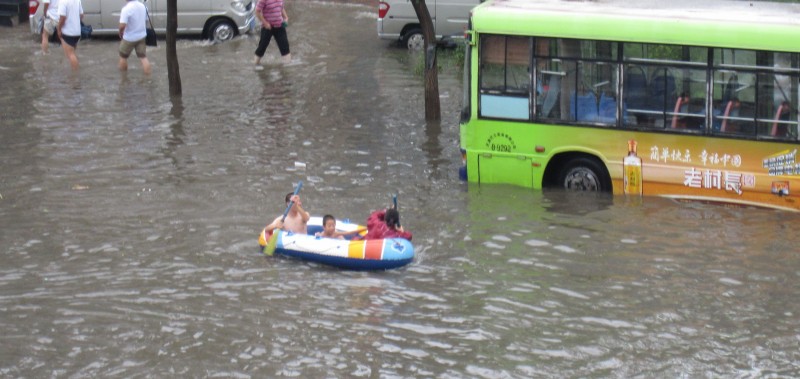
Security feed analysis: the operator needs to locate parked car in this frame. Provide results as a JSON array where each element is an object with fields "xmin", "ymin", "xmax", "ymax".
[
  {"xmin": 0, "ymin": 0, "xmax": 27, "ymax": 25},
  {"xmin": 29, "ymin": 0, "xmax": 255, "ymax": 43},
  {"xmin": 377, "ymin": 0, "xmax": 480, "ymax": 50}
]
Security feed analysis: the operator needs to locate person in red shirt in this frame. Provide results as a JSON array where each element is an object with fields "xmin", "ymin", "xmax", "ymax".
[{"xmin": 365, "ymin": 207, "xmax": 412, "ymax": 241}]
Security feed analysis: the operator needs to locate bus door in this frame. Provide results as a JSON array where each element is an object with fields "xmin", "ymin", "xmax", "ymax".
[{"xmin": 477, "ymin": 152, "xmax": 534, "ymax": 188}]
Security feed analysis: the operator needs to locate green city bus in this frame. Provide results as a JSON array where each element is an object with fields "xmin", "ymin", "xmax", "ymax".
[{"xmin": 458, "ymin": 0, "xmax": 800, "ymax": 211}]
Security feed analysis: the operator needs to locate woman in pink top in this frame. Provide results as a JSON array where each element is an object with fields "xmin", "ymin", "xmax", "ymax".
[{"xmin": 253, "ymin": 0, "xmax": 290, "ymax": 66}]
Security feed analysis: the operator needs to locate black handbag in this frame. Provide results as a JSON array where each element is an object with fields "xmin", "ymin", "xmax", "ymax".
[
  {"xmin": 145, "ymin": 7, "xmax": 157, "ymax": 47},
  {"xmin": 145, "ymin": 27, "xmax": 157, "ymax": 47},
  {"xmin": 80, "ymin": 22, "xmax": 92, "ymax": 40}
]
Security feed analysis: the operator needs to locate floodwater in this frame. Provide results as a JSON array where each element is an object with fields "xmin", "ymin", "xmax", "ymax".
[{"xmin": 1, "ymin": 1, "xmax": 799, "ymax": 378}]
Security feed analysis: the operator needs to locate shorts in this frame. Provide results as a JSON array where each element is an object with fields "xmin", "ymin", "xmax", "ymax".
[
  {"xmin": 43, "ymin": 18, "xmax": 58, "ymax": 35},
  {"xmin": 119, "ymin": 38, "xmax": 146, "ymax": 58},
  {"xmin": 62, "ymin": 35, "xmax": 80, "ymax": 48}
]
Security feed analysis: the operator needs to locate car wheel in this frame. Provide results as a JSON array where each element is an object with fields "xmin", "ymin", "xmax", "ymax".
[
  {"xmin": 208, "ymin": 19, "xmax": 236, "ymax": 43},
  {"xmin": 557, "ymin": 157, "xmax": 611, "ymax": 192},
  {"xmin": 403, "ymin": 28, "xmax": 424, "ymax": 51}
]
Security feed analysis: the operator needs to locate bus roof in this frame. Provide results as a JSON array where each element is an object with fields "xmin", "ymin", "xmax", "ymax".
[{"xmin": 471, "ymin": 0, "xmax": 800, "ymax": 52}]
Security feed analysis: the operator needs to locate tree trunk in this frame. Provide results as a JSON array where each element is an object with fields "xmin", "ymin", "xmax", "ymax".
[
  {"xmin": 167, "ymin": 0, "xmax": 182, "ymax": 96},
  {"xmin": 410, "ymin": 0, "xmax": 441, "ymax": 121}
]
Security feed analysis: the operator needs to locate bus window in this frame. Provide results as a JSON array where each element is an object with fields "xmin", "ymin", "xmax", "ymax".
[
  {"xmin": 479, "ymin": 35, "xmax": 531, "ymax": 120},
  {"xmin": 552, "ymin": 39, "xmax": 581, "ymax": 122},
  {"xmin": 757, "ymin": 71, "xmax": 798, "ymax": 139},
  {"xmin": 540, "ymin": 38, "xmax": 617, "ymax": 60},
  {"xmin": 534, "ymin": 38, "xmax": 560, "ymax": 118},
  {"xmin": 714, "ymin": 48, "xmax": 757, "ymax": 68},
  {"xmin": 625, "ymin": 43, "xmax": 706, "ymax": 63},
  {"xmin": 536, "ymin": 59, "xmax": 565, "ymax": 119},
  {"xmin": 480, "ymin": 35, "xmax": 508, "ymax": 91},
  {"xmin": 622, "ymin": 44, "xmax": 708, "ymax": 130},
  {"xmin": 712, "ymin": 49, "xmax": 800, "ymax": 139},
  {"xmin": 669, "ymin": 67, "xmax": 707, "ymax": 130},
  {"xmin": 568, "ymin": 61, "xmax": 619, "ymax": 124},
  {"xmin": 535, "ymin": 38, "xmax": 619, "ymax": 125},
  {"xmin": 624, "ymin": 64, "xmax": 648, "ymax": 125},
  {"xmin": 713, "ymin": 71, "xmax": 756, "ymax": 136},
  {"xmin": 623, "ymin": 66, "xmax": 679, "ymax": 129}
]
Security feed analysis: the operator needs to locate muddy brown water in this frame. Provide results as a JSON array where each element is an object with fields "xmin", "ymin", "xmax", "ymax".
[{"xmin": 1, "ymin": 1, "xmax": 799, "ymax": 377}]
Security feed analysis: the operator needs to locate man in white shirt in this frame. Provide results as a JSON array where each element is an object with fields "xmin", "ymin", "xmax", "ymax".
[
  {"xmin": 118, "ymin": 0, "xmax": 152, "ymax": 74},
  {"xmin": 56, "ymin": 0, "xmax": 83, "ymax": 70},
  {"xmin": 40, "ymin": 0, "xmax": 60, "ymax": 53}
]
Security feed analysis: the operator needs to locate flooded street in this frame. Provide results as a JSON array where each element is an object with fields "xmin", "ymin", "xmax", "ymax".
[{"xmin": 2, "ymin": 1, "xmax": 800, "ymax": 377}]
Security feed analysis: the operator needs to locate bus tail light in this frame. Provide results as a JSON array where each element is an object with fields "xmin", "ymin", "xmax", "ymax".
[
  {"xmin": 378, "ymin": 2, "xmax": 389, "ymax": 19},
  {"xmin": 29, "ymin": 0, "xmax": 39, "ymax": 16}
]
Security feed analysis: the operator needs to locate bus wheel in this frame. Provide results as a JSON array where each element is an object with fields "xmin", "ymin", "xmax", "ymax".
[{"xmin": 557, "ymin": 157, "xmax": 611, "ymax": 192}]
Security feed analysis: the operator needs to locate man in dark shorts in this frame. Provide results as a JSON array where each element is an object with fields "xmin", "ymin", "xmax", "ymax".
[{"xmin": 57, "ymin": 0, "xmax": 83, "ymax": 70}]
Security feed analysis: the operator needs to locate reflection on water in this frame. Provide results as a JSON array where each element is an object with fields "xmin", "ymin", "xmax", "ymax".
[{"xmin": 1, "ymin": 1, "xmax": 800, "ymax": 377}]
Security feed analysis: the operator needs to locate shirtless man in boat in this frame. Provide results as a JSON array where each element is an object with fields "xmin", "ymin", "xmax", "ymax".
[{"xmin": 265, "ymin": 192, "xmax": 310, "ymax": 235}]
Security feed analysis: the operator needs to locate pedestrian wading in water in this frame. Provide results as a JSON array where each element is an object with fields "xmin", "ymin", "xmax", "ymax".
[{"xmin": 253, "ymin": 0, "xmax": 291, "ymax": 66}]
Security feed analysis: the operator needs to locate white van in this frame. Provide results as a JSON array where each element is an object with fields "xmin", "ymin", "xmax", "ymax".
[
  {"xmin": 29, "ymin": 0, "xmax": 255, "ymax": 43},
  {"xmin": 377, "ymin": 0, "xmax": 480, "ymax": 50}
]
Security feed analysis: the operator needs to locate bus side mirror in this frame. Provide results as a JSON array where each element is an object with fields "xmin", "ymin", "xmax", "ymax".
[{"xmin": 466, "ymin": 30, "xmax": 476, "ymax": 46}]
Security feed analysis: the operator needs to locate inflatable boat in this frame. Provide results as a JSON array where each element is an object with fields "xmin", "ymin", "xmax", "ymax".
[{"xmin": 258, "ymin": 216, "xmax": 414, "ymax": 270}]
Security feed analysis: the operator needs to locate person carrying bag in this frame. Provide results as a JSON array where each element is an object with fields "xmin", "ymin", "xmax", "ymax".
[{"xmin": 118, "ymin": 0, "xmax": 153, "ymax": 74}]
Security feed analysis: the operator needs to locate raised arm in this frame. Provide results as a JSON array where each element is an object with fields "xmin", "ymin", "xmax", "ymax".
[{"xmin": 264, "ymin": 215, "xmax": 284, "ymax": 234}]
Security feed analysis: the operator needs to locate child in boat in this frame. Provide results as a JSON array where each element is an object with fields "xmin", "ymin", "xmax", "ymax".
[
  {"xmin": 365, "ymin": 207, "xmax": 412, "ymax": 241},
  {"xmin": 315, "ymin": 214, "xmax": 365, "ymax": 239}
]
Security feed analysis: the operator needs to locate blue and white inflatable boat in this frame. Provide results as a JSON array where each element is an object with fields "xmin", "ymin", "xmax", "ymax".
[{"xmin": 259, "ymin": 216, "xmax": 414, "ymax": 270}]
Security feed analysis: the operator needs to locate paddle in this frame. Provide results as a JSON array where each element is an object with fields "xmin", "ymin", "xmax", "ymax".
[
  {"xmin": 392, "ymin": 194, "xmax": 399, "ymax": 228},
  {"xmin": 264, "ymin": 180, "xmax": 303, "ymax": 256}
]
